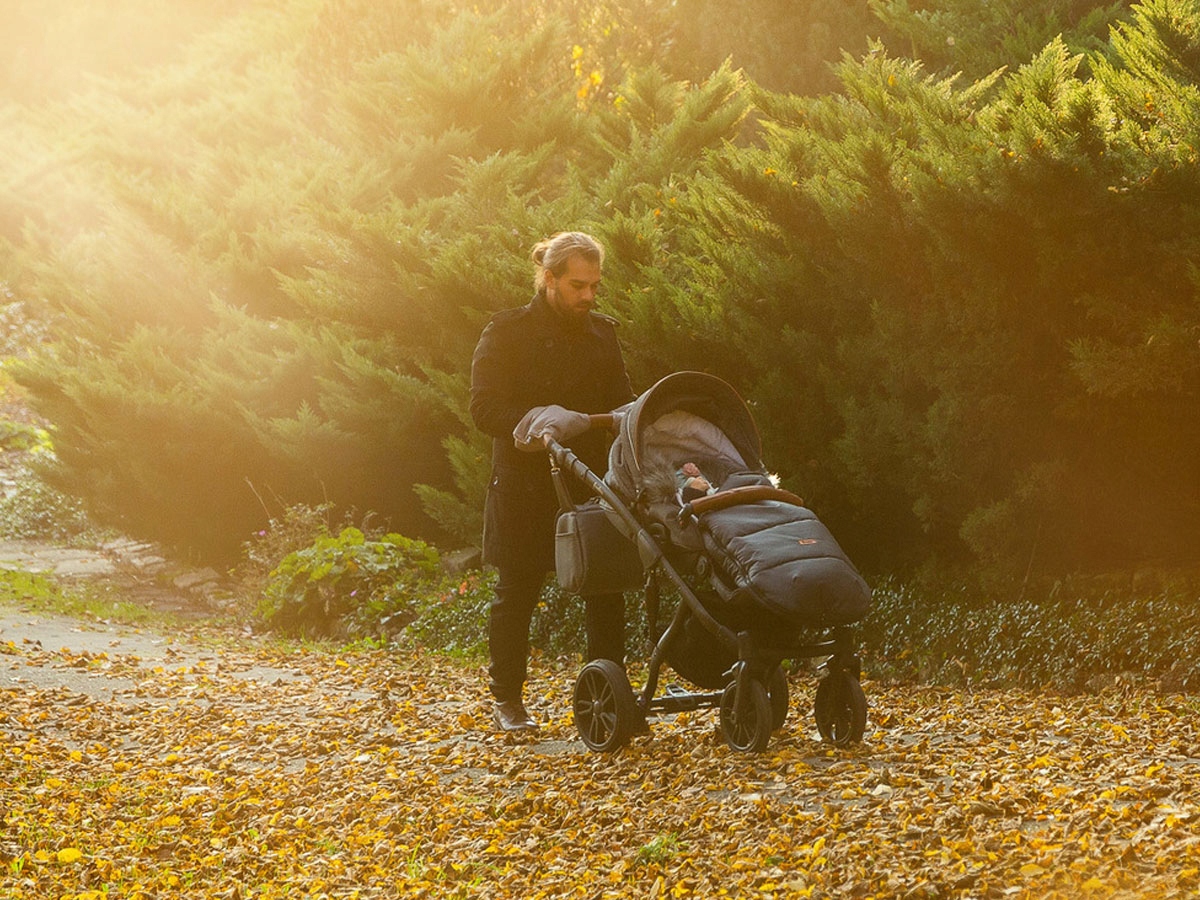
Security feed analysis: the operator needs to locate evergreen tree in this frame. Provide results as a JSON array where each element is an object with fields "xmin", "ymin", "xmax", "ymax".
[
  {"xmin": 616, "ymin": 11, "xmax": 1200, "ymax": 574},
  {"xmin": 1, "ymin": 0, "xmax": 1197, "ymax": 580},
  {"xmin": 659, "ymin": 0, "xmax": 878, "ymax": 95},
  {"xmin": 871, "ymin": 0, "xmax": 1133, "ymax": 82}
]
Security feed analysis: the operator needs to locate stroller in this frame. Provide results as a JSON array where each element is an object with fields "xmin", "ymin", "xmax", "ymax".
[{"xmin": 546, "ymin": 371, "xmax": 872, "ymax": 753}]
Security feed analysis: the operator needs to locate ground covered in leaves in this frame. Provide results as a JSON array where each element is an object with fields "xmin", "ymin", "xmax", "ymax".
[{"xmin": 4, "ymin": 611, "xmax": 1200, "ymax": 899}]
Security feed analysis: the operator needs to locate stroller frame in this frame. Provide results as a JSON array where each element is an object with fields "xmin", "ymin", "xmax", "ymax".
[{"xmin": 546, "ymin": 428, "xmax": 867, "ymax": 754}]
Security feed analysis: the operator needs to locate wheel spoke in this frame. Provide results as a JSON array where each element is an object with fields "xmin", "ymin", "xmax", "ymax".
[{"xmin": 573, "ymin": 660, "xmax": 636, "ymax": 753}]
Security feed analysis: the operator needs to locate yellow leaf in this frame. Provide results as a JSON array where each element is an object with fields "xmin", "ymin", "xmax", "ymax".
[
  {"xmin": 1020, "ymin": 864, "xmax": 1045, "ymax": 876},
  {"xmin": 57, "ymin": 847, "xmax": 83, "ymax": 864}
]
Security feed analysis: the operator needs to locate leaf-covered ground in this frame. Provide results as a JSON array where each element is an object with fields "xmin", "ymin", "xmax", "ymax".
[{"xmin": 4, "ymin": 616, "xmax": 1200, "ymax": 899}]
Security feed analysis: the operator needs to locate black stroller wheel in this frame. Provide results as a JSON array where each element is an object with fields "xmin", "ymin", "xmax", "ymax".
[
  {"xmin": 814, "ymin": 670, "xmax": 867, "ymax": 746},
  {"xmin": 574, "ymin": 659, "xmax": 639, "ymax": 753},
  {"xmin": 766, "ymin": 665, "xmax": 789, "ymax": 731},
  {"xmin": 720, "ymin": 678, "xmax": 773, "ymax": 753}
]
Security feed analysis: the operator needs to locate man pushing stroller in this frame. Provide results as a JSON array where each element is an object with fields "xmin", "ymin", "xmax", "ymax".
[{"xmin": 469, "ymin": 231, "xmax": 635, "ymax": 732}]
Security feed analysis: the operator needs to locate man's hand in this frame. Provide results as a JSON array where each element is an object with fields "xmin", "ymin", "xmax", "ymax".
[{"xmin": 513, "ymin": 405, "xmax": 591, "ymax": 450}]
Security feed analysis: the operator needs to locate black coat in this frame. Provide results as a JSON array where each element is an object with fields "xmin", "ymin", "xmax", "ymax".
[{"xmin": 470, "ymin": 293, "xmax": 634, "ymax": 573}]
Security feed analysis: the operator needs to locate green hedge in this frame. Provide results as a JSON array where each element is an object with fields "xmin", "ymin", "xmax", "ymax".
[
  {"xmin": 4, "ymin": 0, "xmax": 1196, "ymax": 583},
  {"xmin": 859, "ymin": 573, "xmax": 1200, "ymax": 690}
]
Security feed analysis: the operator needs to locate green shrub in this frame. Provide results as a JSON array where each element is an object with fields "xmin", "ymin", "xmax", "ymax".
[
  {"xmin": 370, "ymin": 567, "xmax": 664, "ymax": 669},
  {"xmin": 0, "ymin": 420, "xmax": 49, "ymax": 452},
  {"xmin": 235, "ymin": 501, "xmax": 336, "ymax": 604},
  {"xmin": 260, "ymin": 525, "xmax": 442, "ymax": 639},
  {"xmin": 0, "ymin": 460, "xmax": 94, "ymax": 542},
  {"xmin": 858, "ymin": 572, "xmax": 1200, "ymax": 690},
  {"xmin": 404, "ymin": 570, "xmax": 494, "ymax": 658},
  {"xmin": 402, "ymin": 573, "xmax": 652, "ymax": 662}
]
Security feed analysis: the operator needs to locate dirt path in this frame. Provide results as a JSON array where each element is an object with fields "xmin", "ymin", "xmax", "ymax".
[{"xmin": 0, "ymin": 604, "xmax": 304, "ymax": 699}]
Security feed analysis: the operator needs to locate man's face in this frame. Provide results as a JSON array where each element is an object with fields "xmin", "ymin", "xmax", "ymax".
[{"xmin": 545, "ymin": 254, "xmax": 602, "ymax": 323}]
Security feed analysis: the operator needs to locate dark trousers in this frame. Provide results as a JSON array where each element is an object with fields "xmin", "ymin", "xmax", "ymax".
[{"xmin": 489, "ymin": 567, "xmax": 625, "ymax": 703}]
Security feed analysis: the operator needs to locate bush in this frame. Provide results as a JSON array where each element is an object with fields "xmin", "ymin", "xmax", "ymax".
[
  {"xmin": 404, "ymin": 570, "xmax": 494, "ymax": 658},
  {"xmin": 260, "ymin": 525, "xmax": 442, "ymax": 639},
  {"xmin": 858, "ymin": 571, "xmax": 1200, "ymax": 690},
  {"xmin": 239, "ymin": 496, "xmax": 655, "ymax": 654},
  {"xmin": 235, "ymin": 501, "xmax": 337, "ymax": 604},
  {"xmin": 0, "ymin": 460, "xmax": 95, "ymax": 543},
  {"xmin": 381, "ymin": 573, "xmax": 652, "ymax": 662}
]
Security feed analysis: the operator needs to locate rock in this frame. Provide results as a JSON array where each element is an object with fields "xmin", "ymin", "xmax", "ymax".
[{"xmin": 173, "ymin": 568, "xmax": 222, "ymax": 591}]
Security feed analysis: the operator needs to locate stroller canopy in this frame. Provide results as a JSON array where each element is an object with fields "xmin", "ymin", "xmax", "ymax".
[{"xmin": 607, "ymin": 372, "xmax": 764, "ymax": 502}]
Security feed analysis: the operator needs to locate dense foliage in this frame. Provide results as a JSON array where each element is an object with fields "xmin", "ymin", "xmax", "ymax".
[
  {"xmin": 403, "ymin": 567, "xmax": 1200, "ymax": 692},
  {"xmin": 1, "ymin": 0, "xmax": 1196, "ymax": 584}
]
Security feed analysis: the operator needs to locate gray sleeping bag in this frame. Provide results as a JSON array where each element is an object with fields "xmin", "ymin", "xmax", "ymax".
[{"xmin": 698, "ymin": 495, "xmax": 872, "ymax": 629}]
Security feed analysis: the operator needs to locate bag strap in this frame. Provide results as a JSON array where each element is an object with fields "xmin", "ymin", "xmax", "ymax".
[{"xmin": 549, "ymin": 460, "xmax": 576, "ymax": 513}]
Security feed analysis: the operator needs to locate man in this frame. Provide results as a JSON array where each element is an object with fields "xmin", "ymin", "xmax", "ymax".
[{"xmin": 469, "ymin": 231, "xmax": 635, "ymax": 732}]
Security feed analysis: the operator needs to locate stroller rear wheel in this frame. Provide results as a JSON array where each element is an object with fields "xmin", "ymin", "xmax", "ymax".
[
  {"xmin": 814, "ymin": 669, "xmax": 867, "ymax": 746},
  {"xmin": 574, "ymin": 659, "xmax": 640, "ymax": 752},
  {"xmin": 719, "ymin": 677, "xmax": 773, "ymax": 753}
]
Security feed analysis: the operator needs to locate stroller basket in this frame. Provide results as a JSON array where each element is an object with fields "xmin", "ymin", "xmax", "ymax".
[{"xmin": 547, "ymin": 371, "xmax": 872, "ymax": 753}]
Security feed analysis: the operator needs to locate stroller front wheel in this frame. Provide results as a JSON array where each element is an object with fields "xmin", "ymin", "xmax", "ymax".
[
  {"xmin": 814, "ymin": 670, "xmax": 867, "ymax": 746},
  {"xmin": 720, "ymin": 677, "xmax": 773, "ymax": 753},
  {"xmin": 573, "ymin": 659, "xmax": 639, "ymax": 753}
]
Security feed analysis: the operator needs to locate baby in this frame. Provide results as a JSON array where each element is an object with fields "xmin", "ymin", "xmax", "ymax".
[{"xmin": 676, "ymin": 461, "xmax": 716, "ymax": 504}]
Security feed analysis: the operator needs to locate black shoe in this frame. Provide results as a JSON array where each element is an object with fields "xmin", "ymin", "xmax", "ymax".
[{"xmin": 493, "ymin": 699, "xmax": 538, "ymax": 732}]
